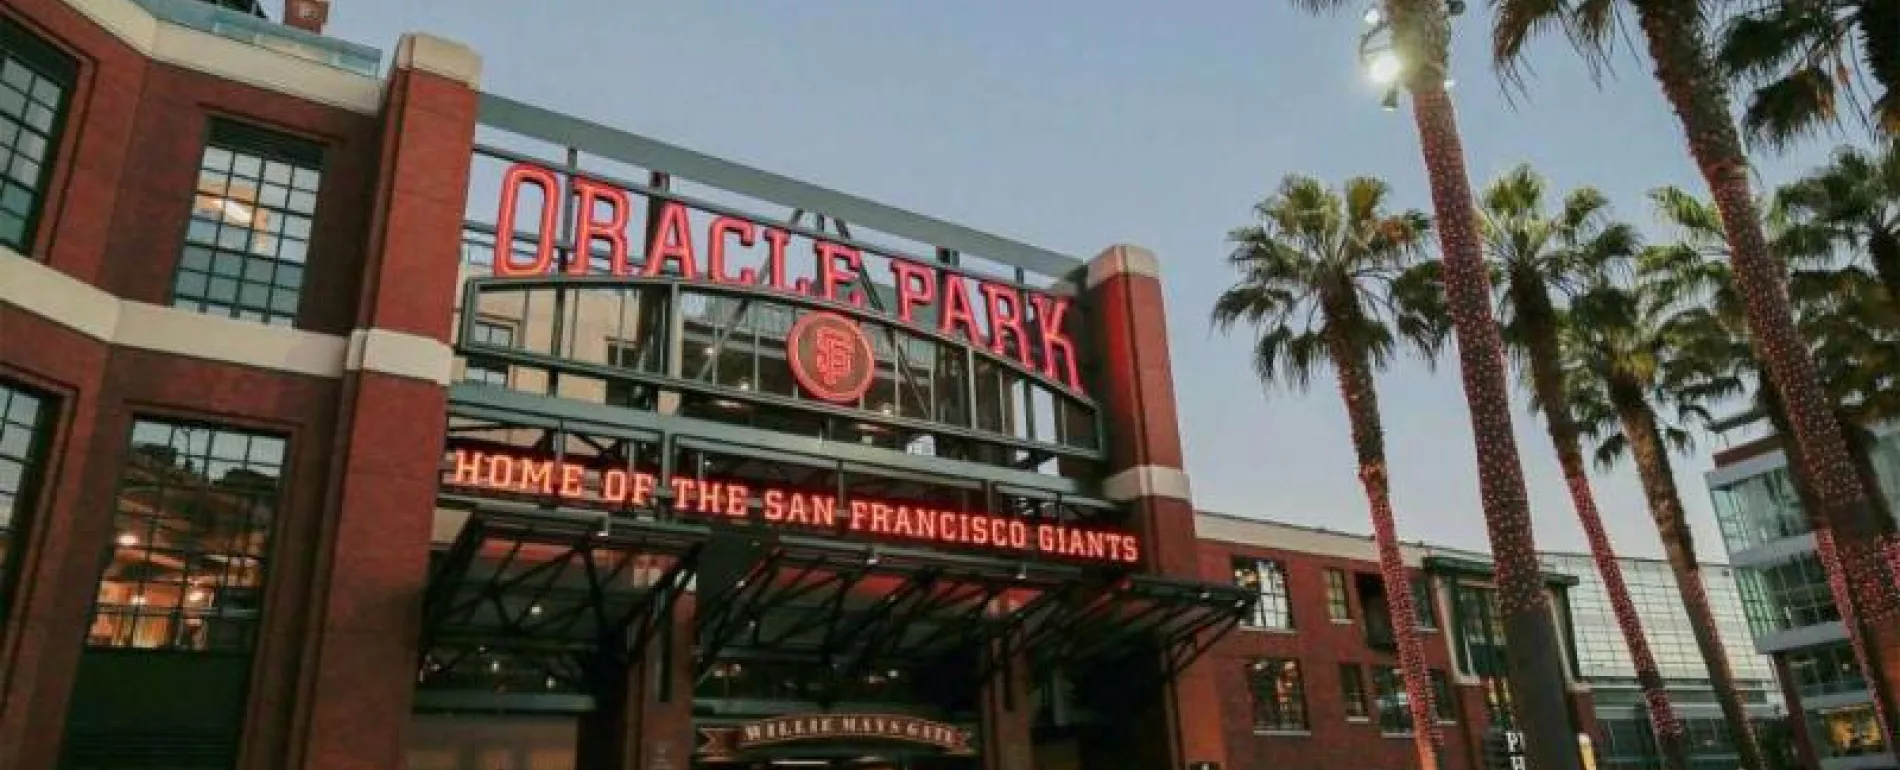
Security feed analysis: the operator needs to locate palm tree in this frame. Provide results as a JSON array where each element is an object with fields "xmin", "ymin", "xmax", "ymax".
[
  {"xmin": 1556, "ymin": 279, "xmax": 1765, "ymax": 770},
  {"xmin": 1473, "ymin": 166, "xmax": 1694, "ymax": 770},
  {"xmin": 1491, "ymin": 2, "xmax": 1900, "ymax": 749},
  {"xmin": 1778, "ymin": 142, "xmax": 1900, "ymax": 303},
  {"xmin": 1290, "ymin": 0, "xmax": 1587, "ymax": 762},
  {"xmin": 1716, "ymin": 0, "xmax": 1899, "ymax": 149},
  {"xmin": 1212, "ymin": 175, "xmax": 1447, "ymax": 770},
  {"xmin": 1642, "ymin": 184, "xmax": 1900, "ymax": 750}
]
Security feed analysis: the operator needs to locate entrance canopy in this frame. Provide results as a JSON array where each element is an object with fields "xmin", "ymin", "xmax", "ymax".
[{"xmin": 417, "ymin": 504, "xmax": 1255, "ymax": 700}]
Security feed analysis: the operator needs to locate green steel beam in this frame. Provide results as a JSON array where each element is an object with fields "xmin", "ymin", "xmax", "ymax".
[{"xmin": 476, "ymin": 93, "xmax": 1083, "ymax": 280}]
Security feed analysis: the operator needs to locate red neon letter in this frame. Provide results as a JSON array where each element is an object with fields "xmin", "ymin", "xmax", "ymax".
[
  {"xmin": 763, "ymin": 227, "xmax": 793, "ymax": 292},
  {"xmin": 937, "ymin": 275, "xmax": 980, "ymax": 343},
  {"xmin": 451, "ymin": 450, "xmax": 484, "ymax": 486},
  {"xmin": 708, "ymin": 217, "xmax": 760, "ymax": 285},
  {"xmin": 814, "ymin": 241, "xmax": 866, "ymax": 307},
  {"xmin": 571, "ymin": 176, "xmax": 631, "ymax": 275},
  {"xmin": 631, "ymin": 473, "xmax": 655, "ymax": 506},
  {"xmin": 890, "ymin": 260, "xmax": 937, "ymax": 325},
  {"xmin": 494, "ymin": 164, "xmax": 560, "ymax": 277},
  {"xmin": 644, "ymin": 202, "xmax": 700, "ymax": 279},
  {"xmin": 602, "ymin": 469, "xmax": 628, "ymax": 502},
  {"xmin": 520, "ymin": 460, "xmax": 554, "ymax": 494},
  {"xmin": 560, "ymin": 464, "xmax": 586, "ymax": 497},
  {"xmin": 980, "ymin": 282, "xmax": 1030, "ymax": 365},
  {"xmin": 1029, "ymin": 293, "xmax": 1081, "ymax": 390}
]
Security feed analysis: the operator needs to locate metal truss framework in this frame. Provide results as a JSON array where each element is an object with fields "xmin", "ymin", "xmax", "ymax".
[{"xmin": 417, "ymin": 501, "xmax": 1257, "ymax": 706}]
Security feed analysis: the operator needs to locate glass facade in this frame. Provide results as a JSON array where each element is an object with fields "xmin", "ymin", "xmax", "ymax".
[
  {"xmin": 1246, "ymin": 658, "xmax": 1308, "ymax": 732},
  {"xmin": 88, "ymin": 420, "xmax": 286, "ymax": 651},
  {"xmin": 0, "ymin": 382, "xmax": 51, "ymax": 620},
  {"xmin": 1808, "ymin": 703, "xmax": 1889, "ymax": 760},
  {"xmin": 1234, "ymin": 558, "xmax": 1293, "ymax": 629},
  {"xmin": 1784, "ymin": 642, "xmax": 1867, "ymax": 700},
  {"xmin": 174, "ymin": 121, "xmax": 323, "ymax": 326},
  {"xmin": 1710, "ymin": 429, "xmax": 1900, "ymax": 556},
  {"xmin": 1735, "ymin": 552, "xmax": 1838, "ymax": 637},
  {"xmin": 1537, "ymin": 553, "xmax": 1771, "ymax": 684},
  {"xmin": 0, "ymin": 17, "xmax": 73, "ymax": 251}
]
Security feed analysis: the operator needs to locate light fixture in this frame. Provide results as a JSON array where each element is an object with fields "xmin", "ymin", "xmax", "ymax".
[
  {"xmin": 1443, "ymin": 77, "xmax": 1457, "ymax": 89},
  {"xmin": 1366, "ymin": 49, "xmax": 1403, "ymax": 84},
  {"xmin": 489, "ymin": 660, "xmax": 502, "ymax": 672},
  {"xmin": 129, "ymin": 594, "xmax": 148, "ymax": 606},
  {"xmin": 187, "ymin": 589, "xmax": 208, "ymax": 604},
  {"xmin": 116, "ymin": 532, "xmax": 138, "ymax": 547},
  {"xmin": 529, "ymin": 604, "xmax": 543, "ymax": 616},
  {"xmin": 1363, "ymin": 6, "xmax": 1382, "ymax": 24}
]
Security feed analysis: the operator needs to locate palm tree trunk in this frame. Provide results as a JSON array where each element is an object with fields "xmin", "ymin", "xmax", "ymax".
[
  {"xmin": 1325, "ymin": 328, "xmax": 1441, "ymax": 770},
  {"xmin": 1868, "ymin": 229, "xmax": 1900, "ymax": 311},
  {"xmin": 1628, "ymin": 0, "xmax": 1900, "ymax": 748},
  {"xmin": 1514, "ymin": 285, "xmax": 1691, "ymax": 770},
  {"xmin": 1608, "ymin": 382, "xmax": 1766, "ymax": 770},
  {"xmin": 1400, "ymin": 66, "xmax": 1582, "ymax": 770}
]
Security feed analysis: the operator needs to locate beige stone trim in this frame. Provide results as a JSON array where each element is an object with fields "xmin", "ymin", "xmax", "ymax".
[
  {"xmin": 1195, "ymin": 511, "xmax": 1432, "ymax": 567},
  {"xmin": 64, "ymin": 0, "xmax": 383, "ymax": 113},
  {"xmin": 1084, "ymin": 243, "xmax": 1161, "ymax": 289},
  {"xmin": 347, "ymin": 328, "xmax": 453, "ymax": 385},
  {"xmin": 1102, "ymin": 464, "xmax": 1192, "ymax": 502},
  {"xmin": 3, "ymin": 248, "xmax": 449, "ymax": 383},
  {"xmin": 395, "ymin": 33, "xmax": 482, "ymax": 88}
]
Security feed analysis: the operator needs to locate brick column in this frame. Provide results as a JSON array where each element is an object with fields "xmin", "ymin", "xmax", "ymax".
[
  {"xmin": 287, "ymin": 34, "xmax": 479, "ymax": 770},
  {"xmin": 982, "ymin": 648, "xmax": 1035, "ymax": 770},
  {"xmin": 1080, "ymin": 244, "xmax": 1224, "ymax": 770},
  {"xmin": 575, "ymin": 595, "xmax": 696, "ymax": 770}
]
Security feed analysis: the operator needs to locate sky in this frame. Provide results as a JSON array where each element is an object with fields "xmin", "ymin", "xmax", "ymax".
[{"xmin": 324, "ymin": 0, "xmax": 1862, "ymax": 561}]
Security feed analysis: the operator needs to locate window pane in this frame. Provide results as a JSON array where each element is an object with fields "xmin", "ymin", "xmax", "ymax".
[
  {"xmin": 87, "ymin": 420, "xmax": 286, "ymax": 652},
  {"xmin": 170, "ymin": 122, "xmax": 324, "ymax": 326},
  {"xmin": 1339, "ymin": 663, "xmax": 1369, "ymax": 718},
  {"xmin": 1233, "ymin": 558, "xmax": 1293, "ymax": 629},
  {"xmin": 1325, "ymin": 568, "xmax": 1352, "ymax": 622},
  {"xmin": 0, "ymin": 18, "xmax": 76, "ymax": 252},
  {"xmin": 1247, "ymin": 658, "xmax": 1308, "ymax": 732},
  {"xmin": 0, "ymin": 382, "xmax": 51, "ymax": 625}
]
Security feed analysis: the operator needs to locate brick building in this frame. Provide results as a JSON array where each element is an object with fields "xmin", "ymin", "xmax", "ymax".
[{"xmin": 0, "ymin": 2, "xmax": 1601, "ymax": 769}]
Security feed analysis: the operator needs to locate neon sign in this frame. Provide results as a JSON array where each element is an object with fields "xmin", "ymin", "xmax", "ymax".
[
  {"xmin": 697, "ymin": 714, "xmax": 975, "ymax": 760},
  {"xmin": 446, "ymin": 450, "xmax": 1140, "ymax": 564},
  {"xmin": 489, "ymin": 162, "xmax": 1084, "ymax": 392}
]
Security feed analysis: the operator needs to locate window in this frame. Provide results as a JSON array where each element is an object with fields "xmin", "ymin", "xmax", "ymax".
[
  {"xmin": 88, "ymin": 420, "xmax": 286, "ymax": 652},
  {"xmin": 0, "ymin": 382, "xmax": 52, "ymax": 619},
  {"xmin": 174, "ymin": 121, "xmax": 323, "ymax": 326},
  {"xmin": 0, "ymin": 18, "xmax": 75, "ymax": 251},
  {"xmin": 1414, "ymin": 578, "xmax": 1438, "ymax": 629},
  {"xmin": 1324, "ymin": 568, "xmax": 1352, "ymax": 622},
  {"xmin": 1430, "ymin": 670, "xmax": 1455, "ymax": 722},
  {"xmin": 1372, "ymin": 665, "xmax": 1414, "ymax": 734},
  {"xmin": 1246, "ymin": 658, "xmax": 1308, "ymax": 732},
  {"xmin": 1736, "ymin": 553, "xmax": 1839, "ymax": 635},
  {"xmin": 1786, "ymin": 643, "xmax": 1867, "ymax": 699},
  {"xmin": 1339, "ymin": 663, "xmax": 1370, "ymax": 719},
  {"xmin": 1233, "ymin": 558, "xmax": 1292, "ymax": 629},
  {"xmin": 462, "ymin": 321, "xmax": 514, "ymax": 387}
]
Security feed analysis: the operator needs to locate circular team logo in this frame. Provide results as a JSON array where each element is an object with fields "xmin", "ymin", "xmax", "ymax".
[{"xmin": 787, "ymin": 311, "xmax": 877, "ymax": 405}]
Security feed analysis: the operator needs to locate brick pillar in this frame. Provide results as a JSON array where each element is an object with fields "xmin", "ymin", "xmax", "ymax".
[
  {"xmin": 1080, "ymin": 244, "xmax": 1223, "ymax": 770},
  {"xmin": 287, "ymin": 34, "xmax": 479, "ymax": 770},
  {"xmin": 982, "ymin": 648, "xmax": 1035, "ymax": 770},
  {"xmin": 576, "ymin": 593, "xmax": 694, "ymax": 770}
]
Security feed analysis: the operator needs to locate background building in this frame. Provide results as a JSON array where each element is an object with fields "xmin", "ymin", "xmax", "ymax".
[
  {"xmin": 1704, "ymin": 418, "xmax": 1900, "ymax": 770},
  {"xmin": 1538, "ymin": 552, "xmax": 1788, "ymax": 770}
]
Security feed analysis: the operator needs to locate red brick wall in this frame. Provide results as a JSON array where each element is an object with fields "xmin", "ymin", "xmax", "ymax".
[
  {"xmin": 1198, "ymin": 538, "xmax": 1478, "ymax": 770},
  {"xmin": 3, "ymin": 0, "xmax": 378, "ymax": 335}
]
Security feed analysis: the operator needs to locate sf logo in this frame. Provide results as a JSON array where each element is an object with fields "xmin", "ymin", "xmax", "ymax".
[
  {"xmin": 812, "ymin": 326, "xmax": 857, "ymax": 388},
  {"xmin": 788, "ymin": 312, "xmax": 875, "ymax": 404}
]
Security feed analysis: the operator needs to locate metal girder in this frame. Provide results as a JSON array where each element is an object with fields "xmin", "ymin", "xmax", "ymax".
[
  {"xmin": 476, "ymin": 93, "xmax": 1084, "ymax": 281},
  {"xmin": 419, "ymin": 508, "xmax": 706, "ymax": 686}
]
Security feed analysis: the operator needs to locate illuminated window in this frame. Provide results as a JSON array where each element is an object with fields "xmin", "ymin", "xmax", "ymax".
[
  {"xmin": 1339, "ymin": 663, "xmax": 1370, "ymax": 719},
  {"xmin": 88, "ymin": 420, "xmax": 285, "ymax": 652},
  {"xmin": 0, "ymin": 18, "xmax": 75, "ymax": 251},
  {"xmin": 1324, "ymin": 568, "xmax": 1352, "ymax": 622},
  {"xmin": 173, "ymin": 121, "xmax": 323, "ymax": 326},
  {"xmin": 1233, "ymin": 558, "xmax": 1293, "ymax": 629},
  {"xmin": 0, "ymin": 382, "xmax": 52, "ymax": 621},
  {"xmin": 1246, "ymin": 658, "xmax": 1308, "ymax": 731},
  {"xmin": 462, "ymin": 321, "xmax": 514, "ymax": 387}
]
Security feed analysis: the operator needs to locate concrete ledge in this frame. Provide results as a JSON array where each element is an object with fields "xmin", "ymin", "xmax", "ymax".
[
  {"xmin": 395, "ymin": 33, "xmax": 481, "ymax": 88},
  {"xmin": 347, "ymin": 328, "xmax": 453, "ymax": 385},
  {"xmin": 1102, "ymin": 464, "xmax": 1192, "ymax": 502},
  {"xmin": 67, "ymin": 0, "xmax": 383, "ymax": 113},
  {"xmin": 4, "ymin": 248, "xmax": 449, "ymax": 383},
  {"xmin": 1085, "ymin": 244, "xmax": 1160, "ymax": 289}
]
